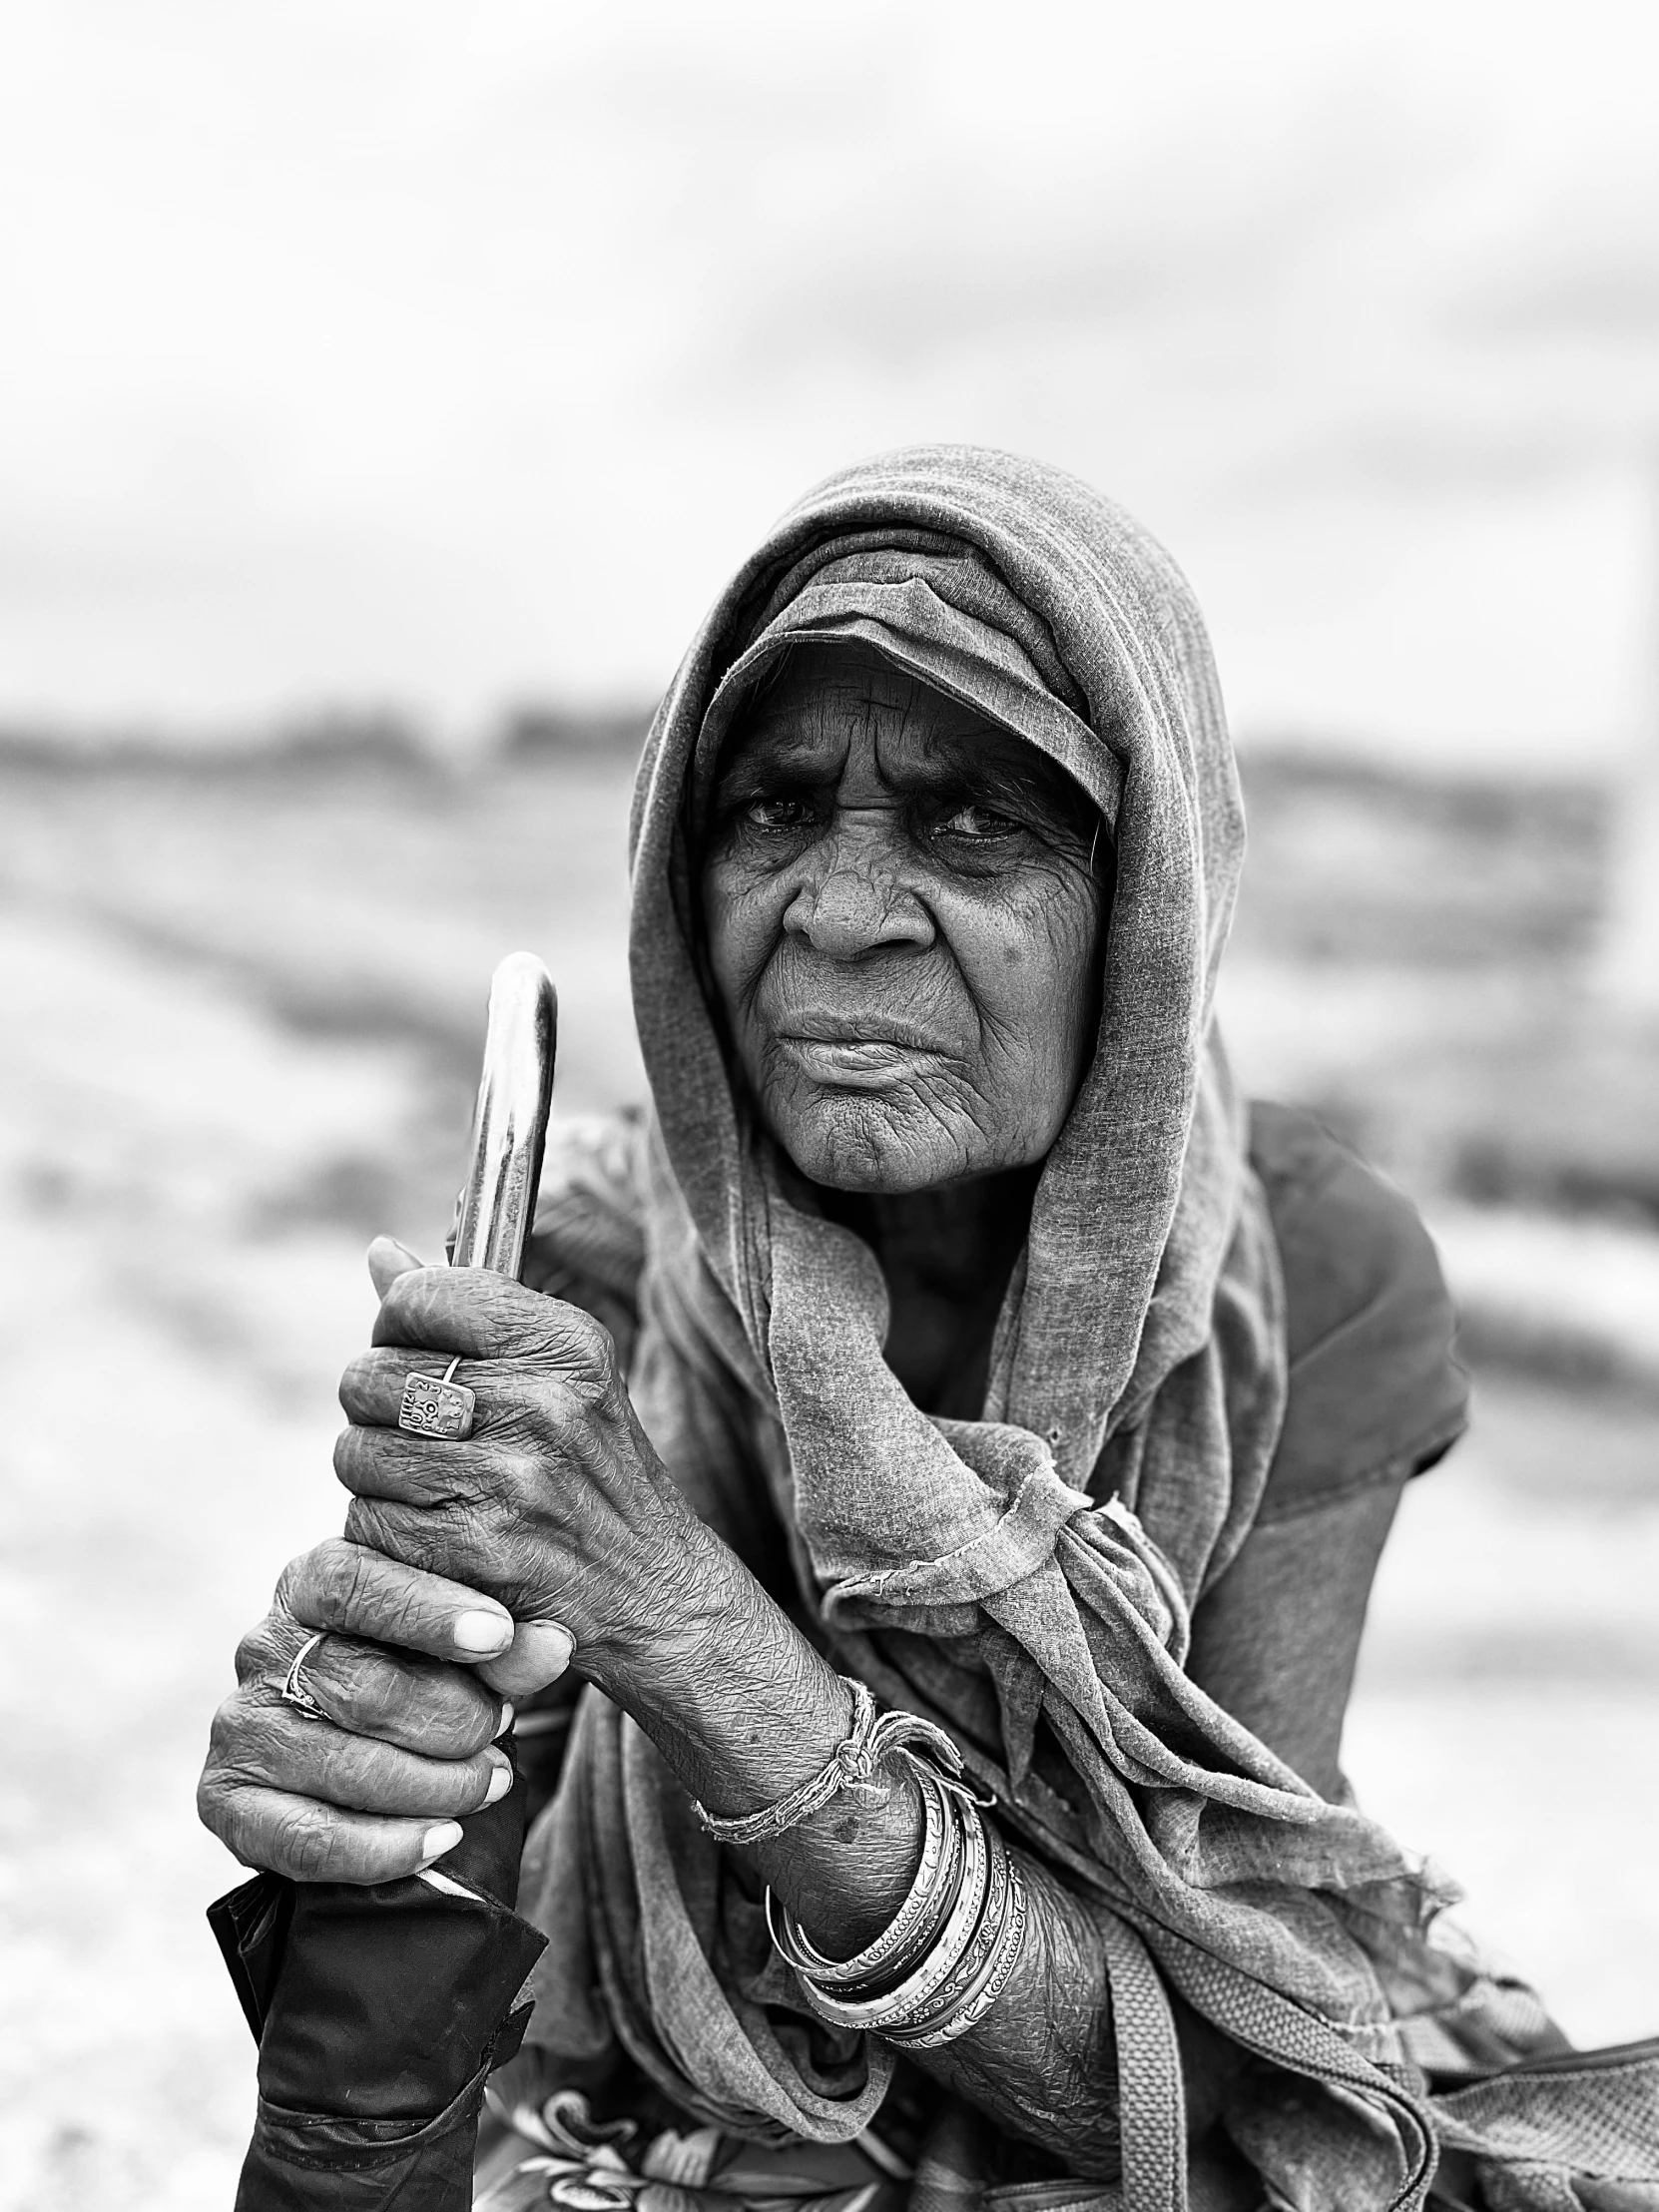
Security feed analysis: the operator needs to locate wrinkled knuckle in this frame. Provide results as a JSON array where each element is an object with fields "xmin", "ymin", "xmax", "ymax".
[
  {"xmin": 222, "ymin": 1704, "xmax": 287, "ymax": 1785},
  {"xmin": 234, "ymin": 1623, "xmax": 276, "ymax": 1682},
  {"xmin": 567, "ymin": 1367, "xmax": 612, "ymax": 1417},
  {"xmin": 332, "ymin": 1543, "xmax": 383, "ymax": 1630},
  {"xmin": 308, "ymin": 1728, "xmax": 357, "ymax": 1799},
  {"xmin": 273, "ymin": 1552, "xmax": 310, "ymax": 1613},
  {"xmin": 203, "ymin": 1738, "xmax": 231, "ymax": 1792},
  {"xmin": 565, "ymin": 1312, "xmax": 617, "ymax": 1393},
  {"xmin": 197, "ymin": 1769, "xmax": 235, "ymax": 1840},
  {"xmin": 291, "ymin": 1544, "xmax": 343, "ymax": 1627},
  {"xmin": 337, "ymin": 1349, "xmax": 380, "ymax": 1405},
  {"xmin": 435, "ymin": 1706, "xmax": 493, "ymax": 1760},
  {"xmin": 366, "ymin": 1515, "xmax": 444, "ymax": 1580},
  {"xmin": 464, "ymin": 1452, "xmax": 525, "ymax": 1517},
  {"xmin": 370, "ymin": 1577, "xmax": 425, "ymax": 1648},
  {"xmin": 207, "ymin": 1690, "xmax": 251, "ymax": 1759},
  {"xmin": 423, "ymin": 1500, "xmax": 487, "ymax": 1577},
  {"xmin": 374, "ymin": 1660, "xmax": 422, "ymax": 1727},
  {"xmin": 439, "ymin": 1504, "xmax": 519, "ymax": 1592},
  {"xmin": 342, "ymin": 1497, "xmax": 395, "ymax": 1557},
  {"xmin": 279, "ymin": 1802, "xmax": 341, "ymax": 1882},
  {"xmin": 391, "ymin": 1667, "xmax": 475, "ymax": 1753},
  {"xmin": 336, "ymin": 1643, "xmax": 416, "ymax": 1727}
]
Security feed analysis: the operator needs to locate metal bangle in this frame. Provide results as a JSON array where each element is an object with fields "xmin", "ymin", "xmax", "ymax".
[
  {"xmin": 766, "ymin": 1755, "xmax": 954, "ymax": 1992},
  {"xmin": 790, "ymin": 1789, "xmax": 990, "ymax": 2033},
  {"xmin": 827, "ymin": 1770, "xmax": 968, "ymax": 2003},
  {"xmin": 886, "ymin": 1861, "xmax": 1029, "ymax": 2050},
  {"xmin": 884, "ymin": 1817, "xmax": 1012, "ymax": 2039}
]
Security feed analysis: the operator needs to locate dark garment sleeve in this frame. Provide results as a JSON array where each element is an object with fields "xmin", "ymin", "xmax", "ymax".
[
  {"xmin": 1249, "ymin": 1101, "xmax": 1468, "ymax": 1525},
  {"xmin": 1187, "ymin": 1477, "xmax": 1406, "ymax": 1794}
]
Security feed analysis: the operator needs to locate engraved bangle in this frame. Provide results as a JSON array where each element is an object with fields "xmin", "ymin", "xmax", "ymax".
[
  {"xmin": 883, "ymin": 1817, "xmax": 1011, "ymax": 2039},
  {"xmin": 776, "ymin": 1767, "xmax": 966, "ymax": 2005},
  {"xmin": 789, "ymin": 1791, "xmax": 990, "ymax": 2033},
  {"xmin": 887, "ymin": 1861, "xmax": 1029, "ymax": 2050},
  {"xmin": 767, "ymin": 1745, "xmax": 994, "ymax": 1994},
  {"xmin": 766, "ymin": 1757, "xmax": 956, "ymax": 1993},
  {"xmin": 885, "ymin": 1821, "xmax": 1021, "ymax": 2046},
  {"xmin": 805, "ymin": 1795, "xmax": 986, "ymax": 2034}
]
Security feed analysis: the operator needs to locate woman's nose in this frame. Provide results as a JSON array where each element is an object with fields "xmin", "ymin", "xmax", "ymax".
[{"xmin": 781, "ymin": 836, "xmax": 933, "ymax": 960}]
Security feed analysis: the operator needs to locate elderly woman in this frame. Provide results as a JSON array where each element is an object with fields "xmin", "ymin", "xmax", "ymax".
[{"xmin": 199, "ymin": 449, "xmax": 1651, "ymax": 2212}]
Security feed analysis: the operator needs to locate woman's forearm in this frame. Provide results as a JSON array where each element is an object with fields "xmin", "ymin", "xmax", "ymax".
[
  {"xmin": 598, "ymin": 1523, "xmax": 926, "ymax": 1951},
  {"xmin": 600, "ymin": 1526, "xmax": 1127, "ymax": 2173}
]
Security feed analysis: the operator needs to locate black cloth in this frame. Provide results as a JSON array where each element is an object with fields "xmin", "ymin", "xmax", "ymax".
[{"xmin": 210, "ymin": 1742, "xmax": 545, "ymax": 2210}]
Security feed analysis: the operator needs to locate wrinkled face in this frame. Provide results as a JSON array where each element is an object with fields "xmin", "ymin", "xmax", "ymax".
[{"xmin": 701, "ymin": 644, "xmax": 1107, "ymax": 1194}]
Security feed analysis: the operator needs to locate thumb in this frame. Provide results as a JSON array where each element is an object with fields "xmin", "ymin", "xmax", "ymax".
[
  {"xmin": 475, "ymin": 1620, "xmax": 576, "ymax": 1700},
  {"xmin": 367, "ymin": 1235, "xmax": 432, "ymax": 1301}
]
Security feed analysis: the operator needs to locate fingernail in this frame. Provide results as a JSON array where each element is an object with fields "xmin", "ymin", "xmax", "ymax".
[
  {"xmin": 495, "ymin": 1702, "xmax": 515, "ymax": 1739},
  {"xmin": 483, "ymin": 1752, "xmax": 514, "ymax": 1806},
  {"xmin": 453, "ymin": 1610, "xmax": 512, "ymax": 1654},
  {"xmin": 517, "ymin": 1619, "xmax": 576, "ymax": 1676},
  {"xmin": 419, "ymin": 1822, "xmax": 463, "ymax": 1865}
]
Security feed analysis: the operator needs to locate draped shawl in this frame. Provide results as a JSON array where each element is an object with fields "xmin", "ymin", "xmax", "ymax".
[{"xmin": 514, "ymin": 448, "xmax": 1591, "ymax": 2206}]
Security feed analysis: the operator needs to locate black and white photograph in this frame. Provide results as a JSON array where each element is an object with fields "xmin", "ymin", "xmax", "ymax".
[{"xmin": 4, "ymin": 5, "xmax": 1658, "ymax": 2207}]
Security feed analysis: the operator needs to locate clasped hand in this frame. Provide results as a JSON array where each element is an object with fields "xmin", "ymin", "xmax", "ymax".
[{"xmin": 198, "ymin": 1240, "xmax": 724, "ymax": 1883}]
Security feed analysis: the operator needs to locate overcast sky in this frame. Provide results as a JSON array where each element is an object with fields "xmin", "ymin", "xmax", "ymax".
[{"xmin": 3, "ymin": 0, "xmax": 1657, "ymax": 761}]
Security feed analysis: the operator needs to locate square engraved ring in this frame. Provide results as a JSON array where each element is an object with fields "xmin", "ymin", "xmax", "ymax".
[{"xmin": 398, "ymin": 1356, "xmax": 476, "ymax": 1440}]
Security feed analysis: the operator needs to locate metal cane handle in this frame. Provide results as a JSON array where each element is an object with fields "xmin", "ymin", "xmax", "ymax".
[{"xmin": 451, "ymin": 953, "xmax": 558, "ymax": 1280}]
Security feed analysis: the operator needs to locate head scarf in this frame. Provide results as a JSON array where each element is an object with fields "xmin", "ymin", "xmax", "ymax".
[{"xmin": 630, "ymin": 445, "xmax": 1287, "ymax": 1605}]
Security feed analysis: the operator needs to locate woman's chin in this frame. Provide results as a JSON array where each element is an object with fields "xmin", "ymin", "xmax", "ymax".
[{"xmin": 768, "ymin": 1092, "xmax": 976, "ymax": 1196}]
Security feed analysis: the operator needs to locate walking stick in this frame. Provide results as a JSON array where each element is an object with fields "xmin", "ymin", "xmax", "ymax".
[
  {"xmin": 449, "ymin": 951, "xmax": 558, "ymax": 1278},
  {"xmin": 211, "ymin": 954, "xmax": 560, "ymax": 2212}
]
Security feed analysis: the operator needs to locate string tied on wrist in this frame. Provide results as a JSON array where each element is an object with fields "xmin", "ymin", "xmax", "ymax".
[{"xmin": 692, "ymin": 1678, "xmax": 985, "ymax": 1846}]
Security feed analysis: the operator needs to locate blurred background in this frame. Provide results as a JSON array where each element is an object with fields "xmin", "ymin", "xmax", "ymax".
[{"xmin": 3, "ymin": 2, "xmax": 1659, "ymax": 2204}]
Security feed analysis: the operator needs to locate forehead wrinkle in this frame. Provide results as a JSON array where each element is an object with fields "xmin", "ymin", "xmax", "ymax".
[{"xmin": 729, "ymin": 673, "xmax": 1026, "ymax": 791}]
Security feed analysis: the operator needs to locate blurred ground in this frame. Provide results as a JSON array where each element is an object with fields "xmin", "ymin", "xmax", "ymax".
[{"xmin": 0, "ymin": 745, "xmax": 1656, "ymax": 2209}]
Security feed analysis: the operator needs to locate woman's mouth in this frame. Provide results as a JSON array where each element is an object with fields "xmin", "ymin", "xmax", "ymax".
[{"xmin": 773, "ymin": 1015, "xmax": 952, "ymax": 1086}]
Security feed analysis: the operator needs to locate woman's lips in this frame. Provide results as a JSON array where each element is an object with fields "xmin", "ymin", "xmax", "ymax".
[{"xmin": 773, "ymin": 1017, "xmax": 953, "ymax": 1086}]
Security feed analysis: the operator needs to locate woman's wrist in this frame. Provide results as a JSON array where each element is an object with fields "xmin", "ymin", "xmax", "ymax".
[
  {"xmin": 584, "ymin": 1528, "xmax": 928, "ymax": 1956},
  {"xmin": 589, "ymin": 1529, "xmax": 853, "ymax": 1812},
  {"xmin": 575, "ymin": 1511, "xmax": 746, "ymax": 1695}
]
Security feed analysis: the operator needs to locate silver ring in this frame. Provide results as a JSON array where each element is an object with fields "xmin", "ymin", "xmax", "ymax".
[
  {"xmin": 279, "ymin": 1631, "xmax": 329, "ymax": 1723},
  {"xmin": 398, "ymin": 1353, "xmax": 476, "ymax": 1440}
]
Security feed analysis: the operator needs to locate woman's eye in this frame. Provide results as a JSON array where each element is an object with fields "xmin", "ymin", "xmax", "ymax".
[
  {"xmin": 741, "ymin": 794, "xmax": 817, "ymax": 832},
  {"xmin": 936, "ymin": 802, "xmax": 1021, "ymax": 841}
]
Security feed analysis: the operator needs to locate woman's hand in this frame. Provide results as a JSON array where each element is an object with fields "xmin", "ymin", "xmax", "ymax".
[
  {"xmin": 332, "ymin": 1250, "xmax": 732, "ymax": 1690},
  {"xmin": 197, "ymin": 1538, "xmax": 572, "ymax": 1883}
]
